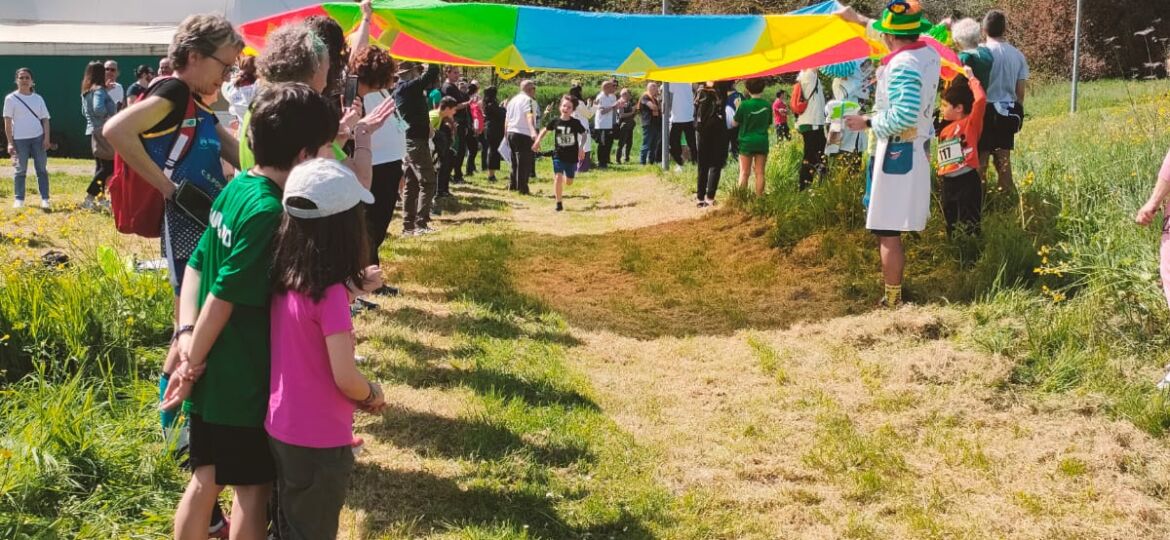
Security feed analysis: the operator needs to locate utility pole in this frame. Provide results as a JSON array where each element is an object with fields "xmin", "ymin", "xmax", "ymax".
[
  {"xmin": 1071, "ymin": 0, "xmax": 1083, "ymax": 113},
  {"xmin": 661, "ymin": 0, "xmax": 670, "ymax": 170}
]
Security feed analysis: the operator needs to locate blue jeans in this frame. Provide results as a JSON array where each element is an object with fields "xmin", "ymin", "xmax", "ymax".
[
  {"xmin": 640, "ymin": 122, "xmax": 662, "ymax": 165},
  {"xmin": 12, "ymin": 137, "xmax": 49, "ymax": 201}
]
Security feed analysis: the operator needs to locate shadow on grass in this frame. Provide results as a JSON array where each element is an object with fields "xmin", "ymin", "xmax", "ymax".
[
  {"xmin": 380, "ymin": 359, "xmax": 599, "ymax": 412},
  {"xmin": 349, "ymin": 464, "xmax": 654, "ymax": 539},
  {"xmin": 367, "ymin": 404, "xmax": 593, "ymax": 467},
  {"xmin": 399, "ymin": 233, "xmax": 549, "ymax": 317},
  {"xmin": 433, "ymin": 194, "xmax": 510, "ymax": 216},
  {"xmin": 383, "ymin": 305, "xmax": 581, "ymax": 348}
]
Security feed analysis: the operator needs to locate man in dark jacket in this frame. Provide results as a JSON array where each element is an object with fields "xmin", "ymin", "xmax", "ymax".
[{"xmin": 394, "ymin": 62, "xmax": 441, "ymax": 235}]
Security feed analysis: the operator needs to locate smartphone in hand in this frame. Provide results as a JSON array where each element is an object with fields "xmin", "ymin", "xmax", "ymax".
[{"xmin": 343, "ymin": 75, "xmax": 359, "ymax": 108}]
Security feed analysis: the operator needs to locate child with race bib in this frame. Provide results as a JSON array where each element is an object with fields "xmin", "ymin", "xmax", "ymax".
[
  {"xmin": 266, "ymin": 158, "xmax": 388, "ymax": 539},
  {"xmin": 532, "ymin": 95, "xmax": 587, "ymax": 212},
  {"xmin": 936, "ymin": 67, "xmax": 987, "ymax": 236}
]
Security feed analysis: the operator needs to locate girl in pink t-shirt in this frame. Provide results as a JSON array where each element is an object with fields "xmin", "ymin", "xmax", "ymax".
[
  {"xmin": 1136, "ymin": 147, "xmax": 1170, "ymax": 388},
  {"xmin": 266, "ymin": 159, "xmax": 386, "ymax": 539}
]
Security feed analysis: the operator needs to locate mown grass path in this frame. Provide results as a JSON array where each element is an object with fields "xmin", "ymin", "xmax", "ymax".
[{"xmin": 343, "ymin": 163, "xmax": 1170, "ymax": 539}]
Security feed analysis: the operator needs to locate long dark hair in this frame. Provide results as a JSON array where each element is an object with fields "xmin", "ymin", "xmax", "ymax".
[
  {"xmin": 81, "ymin": 61, "xmax": 104, "ymax": 95},
  {"xmin": 272, "ymin": 202, "xmax": 369, "ymax": 303}
]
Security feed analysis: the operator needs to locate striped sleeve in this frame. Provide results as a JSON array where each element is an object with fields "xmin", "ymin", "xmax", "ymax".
[{"xmin": 871, "ymin": 64, "xmax": 922, "ymax": 139}]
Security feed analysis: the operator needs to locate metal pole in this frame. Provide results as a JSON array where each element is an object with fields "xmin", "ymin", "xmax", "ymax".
[
  {"xmin": 1071, "ymin": 0, "xmax": 1083, "ymax": 113},
  {"xmin": 661, "ymin": 0, "xmax": 670, "ymax": 170}
]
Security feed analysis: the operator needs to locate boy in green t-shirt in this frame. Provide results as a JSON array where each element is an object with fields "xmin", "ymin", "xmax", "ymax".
[
  {"xmin": 733, "ymin": 78, "xmax": 772, "ymax": 196},
  {"xmin": 160, "ymin": 83, "xmax": 339, "ymax": 539}
]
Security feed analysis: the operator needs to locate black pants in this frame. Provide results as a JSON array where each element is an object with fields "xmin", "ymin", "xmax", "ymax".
[
  {"xmin": 696, "ymin": 123, "xmax": 727, "ymax": 200},
  {"xmin": 669, "ymin": 121, "xmax": 697, "ymax": 166},
  {"xmin": 435, "ymin": 128, "xmax": 453, "ymax": 196},
  {"xmin": 508, "ymin": 132, "xmax": 533, "ymax": 194},
  {"xmin": 727, "ymin": 126, "xmax": 739, "ymax": 160},
  {"xmin": 485, "ymin": 131, "xmax": 504, "ymax": 172},
  {"xmin": 942, "ymin": 168, "xmax": 984, "ymax": 236},
  {"xmin": 775, "ymin": 123, "xmax": 791, "ymax": 141},
  {"xmin": 452, "ymin": 122, "xmax": 468, "ymax": 181},
  {"xmin": 616, "ymin": 123, "xmax": 635, "ymax": 163},
  {"xmin": 594, "ymin": 128, "xmax": 614, "ymax": 168},
  {"xmin": 366, "ymin": 161, "xmax": 403, "ymax": 265},
  {"xmin": 88, "ymin": 158, "xmax": 114, "ymax": 197},
  {"xmin": 465, "ymin": 130, "xmax": 479, "ymax": 175},
  {"xmin": 799, "ymin": 128, "xmax": 827, "ymax": 190},
  {"xmin": 480, "ymin": 132, "xmax": 489, "ymax": 171}
]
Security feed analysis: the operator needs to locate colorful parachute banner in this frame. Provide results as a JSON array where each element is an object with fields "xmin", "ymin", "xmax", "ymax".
[{"xmin": 240, "ymin": 0, "xmax": 886, "ymax": 82}]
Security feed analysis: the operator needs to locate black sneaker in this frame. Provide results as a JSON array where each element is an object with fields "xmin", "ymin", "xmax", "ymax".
[
  {"xmin": 373, "ymin": 285, "xmax": 400, "ymax": 297},
  {"xmin": 556, "ymin": 202, "xmax": 564, "ymax": 212}
]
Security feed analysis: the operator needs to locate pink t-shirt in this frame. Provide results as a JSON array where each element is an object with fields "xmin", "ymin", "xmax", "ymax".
[{"xmin": 266, "ymin": 283, "xmax": 355, "ymax": 449}]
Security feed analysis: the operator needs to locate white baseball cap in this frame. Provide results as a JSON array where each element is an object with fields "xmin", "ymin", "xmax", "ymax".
[{"xmin": 283, "ymin": 158, "xmax": 374, "ymax": 219}]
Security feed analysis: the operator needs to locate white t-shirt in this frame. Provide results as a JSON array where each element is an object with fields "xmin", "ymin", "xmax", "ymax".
[
  {"xmin": 668, "ymin": 82, "xmax": 695, "ymax": 123},
  {"xmin": 984, "ymin": 39, "xmax": 1030, "ymax": 104},
  {"xmin": 3, "ymin": 91, "xmax": 50, "ymax": 140},
  {"xmin": 221, "ymin": 81, "xmax": 256, "ymax": 134},
  {"xmin": 594, "ymin": 92, "xmax": 618, "ymax": 129},
  {"xmin": 362, "ymin": 90, "xmax": 406, "ymax": 165},
  {"xmin": 505, "ymin": 93, "xmax": 538, "ymax": 137},
  {"xmin": 107, "ymin": 82, "xmax": 125, "ymax": 107}
]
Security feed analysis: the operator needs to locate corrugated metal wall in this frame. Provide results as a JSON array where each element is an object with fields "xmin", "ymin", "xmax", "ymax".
[{"xmin": 1, "ymin": 54, "xmax": 162, "ymax": 157}]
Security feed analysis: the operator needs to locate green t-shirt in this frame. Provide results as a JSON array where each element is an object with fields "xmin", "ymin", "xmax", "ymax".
[
  {"xmin": 185, "ymin": 171, "xmax": 283, "ymax": 428},
  {"xmin": 734, "ymin": 97, "xmax": 772, "ymax": 155},
  {"xmin": 959, "ymin": 47, "xmax": 994, "ymax": 90},
  {"xmin": 238, "ymin": 109, "xmax": 346, "ymax": 171}
]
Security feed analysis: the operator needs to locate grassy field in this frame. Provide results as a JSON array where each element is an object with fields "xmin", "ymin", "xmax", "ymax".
[{"xmin": 2, "ymin": 78, "xmax": 1169, "ymax": 539}]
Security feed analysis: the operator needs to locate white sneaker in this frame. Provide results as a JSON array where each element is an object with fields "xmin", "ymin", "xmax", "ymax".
[
  {"xmin": 12, "ymin": 199, "xmax": 23, "ymax": 209},
  {"xmin": 80, "ymin": 198, "xmax": 95, "ymax": 210},
  {"xmin": 674, "ymin": 165, "xmax": 683, "ymax": 173},
  {"xmin": 40, "ymin": 199, "xmax": 50, "ymax": 210},
  {"xmin": 1158, "ymin": 369, "xmax": 1170, "ymax": 391}
]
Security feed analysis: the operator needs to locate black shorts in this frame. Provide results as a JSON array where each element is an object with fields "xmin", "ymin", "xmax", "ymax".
[
  {"xmin": 188, "ymin": 414, "xmax": 276, "ymax": 486},
  {"xmin": 870, "ymin": 229, "xmax": 903, "ymax": 238},
  {"xmin": 977, "ymin": 103, "xmax": 1023, "ymax": 152}
]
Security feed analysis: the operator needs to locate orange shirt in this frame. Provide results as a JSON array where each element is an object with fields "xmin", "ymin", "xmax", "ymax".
[{"xmin": 937, "ymin": 77, "xmax": 986, "ymax": 177}]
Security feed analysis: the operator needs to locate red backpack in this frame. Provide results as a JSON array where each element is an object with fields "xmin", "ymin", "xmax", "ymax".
[
  {"xmin": 108, "ymin": 78, "xmax": 198, "ymax": 238},
  {"xmin": 790, "ymin": 78, "xmax": 819, "ymax": 116}
]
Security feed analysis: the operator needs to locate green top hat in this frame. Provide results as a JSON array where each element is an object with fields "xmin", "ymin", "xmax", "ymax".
[{"xmin": 872, "ymin": 0, "xmax": 933, "ymax": 36}]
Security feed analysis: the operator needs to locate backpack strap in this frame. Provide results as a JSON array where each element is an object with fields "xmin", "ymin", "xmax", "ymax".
[{"xmin": 162, "ymin": 94, "xmax": 199, "ymax": 180}]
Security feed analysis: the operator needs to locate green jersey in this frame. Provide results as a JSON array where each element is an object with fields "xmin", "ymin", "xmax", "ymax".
[
  {"xmin": 735, "ymin": 97, "xmax": 773, "ymax": 155},
  {"xmin": 185, "ymin": 171, "xmax": 283, "ymax": 428}
]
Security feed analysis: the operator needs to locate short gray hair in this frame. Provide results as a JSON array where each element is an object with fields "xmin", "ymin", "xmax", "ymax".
[
  {"xmin": 952, "ymin": 18, "xmax": 982, "ymax": 50},
  {"xmin": 169, "ymin": 14, "xmax": 244, "ymax": 71},
  {"xmin": 258, "ymin": 23, "xmax": 328, "ymax": 84}
]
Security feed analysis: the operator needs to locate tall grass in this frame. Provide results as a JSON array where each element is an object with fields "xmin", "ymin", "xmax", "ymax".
[{"xmin": 0, "ymin": 244, "xmax": 178, "ymax": 538}]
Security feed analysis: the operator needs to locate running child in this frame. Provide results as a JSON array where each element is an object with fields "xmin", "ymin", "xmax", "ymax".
[
  {"xmin": 266, "ymin": 158, "xmax": 388, "ymax": 539},
  {"xmin": 159, "ymin": 83, "xmax": 338, "ymax": 540},
  {"xmin": 937, "ymin": 67, "xmax": 987, "ymax": 236},
  {"xmin": 532, "ymin": 95, "xmax": 587, "ymax": 212},
  {"xmin": 733, "ymin": 78, "xmax": 772, "ymax": 196}
]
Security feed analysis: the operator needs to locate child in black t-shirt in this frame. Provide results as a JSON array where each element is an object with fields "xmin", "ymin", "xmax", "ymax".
[{"xmin": 532, "ymin": 95, "xmax": 586, "ymax": 212}]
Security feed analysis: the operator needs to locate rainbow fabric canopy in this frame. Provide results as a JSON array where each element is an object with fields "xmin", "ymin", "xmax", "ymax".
[{"xmin": 239, "ymin": 0, "xmax": 884, "ymax": 82}]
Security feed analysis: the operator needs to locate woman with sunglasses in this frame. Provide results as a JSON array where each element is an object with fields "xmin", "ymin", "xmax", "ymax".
[{"xmin": 103, "ymin": 13, "xmax": 244, "ymax": 448}]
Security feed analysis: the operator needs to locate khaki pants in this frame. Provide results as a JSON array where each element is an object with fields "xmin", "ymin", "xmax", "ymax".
[{"xmin": 402, "ymin": 136, "xmax": 437, "ymax": 231}]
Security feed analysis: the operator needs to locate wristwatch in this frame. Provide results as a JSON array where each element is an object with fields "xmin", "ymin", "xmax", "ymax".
[{"xmin": 172, "ymin": 324, "xmax": 195, "ymax": 342}]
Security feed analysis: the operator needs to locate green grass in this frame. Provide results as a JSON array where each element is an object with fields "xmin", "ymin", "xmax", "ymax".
[
  {"xmin": 3, "ymin": 78, "xmax": 1170, "ymax": 537},
  {"xmin": 660, "ymin": 78, "xmax": 1170, "ymax": 437}
]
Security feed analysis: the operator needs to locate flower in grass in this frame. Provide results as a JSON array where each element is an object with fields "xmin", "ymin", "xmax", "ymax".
[{"xmin": 0, "ymin": 334, "xmax": 8, "ymax": 344}]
